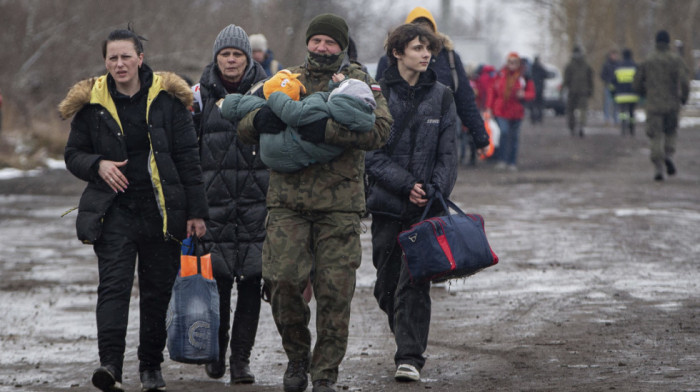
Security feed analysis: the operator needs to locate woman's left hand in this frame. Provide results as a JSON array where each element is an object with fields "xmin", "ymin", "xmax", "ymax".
[{"xmin": 187, "ymin": 218, "xmax": 206, "ymax": 238}]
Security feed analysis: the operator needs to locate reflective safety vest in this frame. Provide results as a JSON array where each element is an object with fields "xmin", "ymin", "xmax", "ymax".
[{"xmin": 613, "ymin": 65, "xmax": 640, "ymax": 104}]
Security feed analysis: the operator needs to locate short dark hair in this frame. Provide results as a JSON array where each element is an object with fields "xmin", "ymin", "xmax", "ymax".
[
  {"xmin": 622, "ymin": 48, "xmax": 633, "ymax": 60},
  {"xmin": 385, "ymin": 23, "xmax": 441, "ymax": 67},
  {"xmin": 102, "ymin": 23, "xmax": 147, "ymax": 58}
]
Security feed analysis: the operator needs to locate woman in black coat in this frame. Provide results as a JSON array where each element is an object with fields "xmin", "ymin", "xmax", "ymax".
[
  {"xmin": 60, "ymin": 28, "xmax": 207, "ymax": 392},
  {"xmin": 194, "ymin": 24, "xmax": 269, "ymax": 384}
]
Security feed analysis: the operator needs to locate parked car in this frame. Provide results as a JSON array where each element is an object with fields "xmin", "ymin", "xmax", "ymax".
[{"xmin": 542, "ymin": 63, "xmax": 566, "ymax": 116}]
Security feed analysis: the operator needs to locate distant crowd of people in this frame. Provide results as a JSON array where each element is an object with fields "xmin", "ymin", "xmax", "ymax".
[{"xmin": 58, "ymin": 5, "xmax": 690, "ymax": 392}]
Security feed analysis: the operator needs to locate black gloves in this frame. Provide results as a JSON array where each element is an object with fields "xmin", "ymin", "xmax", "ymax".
[
  {"xmin": 298, "ymin": 117, "xmax": 328, "ymax": 143},
  {"xmin": 254, "ymin": 105, "xmax": 286, "ymax": 134}
]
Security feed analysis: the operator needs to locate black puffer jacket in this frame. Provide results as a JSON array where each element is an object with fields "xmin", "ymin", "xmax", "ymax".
[
  {"xmin": 366, "ymin": 66, "xmax": 458, "ymax": 221},
  {"xmin": 197, "ymin": 60, "xmax": 269, "ymax": 282},
  {"xmin": 60, "ymin": 65, "xmax": 208, "ymax": 243}
]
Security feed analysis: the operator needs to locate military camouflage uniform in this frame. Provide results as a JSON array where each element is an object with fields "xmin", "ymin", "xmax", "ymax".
[
  {"xmin": 563, "ymin": 51, "xmax": 594, "ymax": 135},
  {"xmin": 235, "ymin": 53, "xmax": 392, "ymax": 383},
  {"xmin": 633, "ymin": 41, "xmax": 690, "ymax": 177}
]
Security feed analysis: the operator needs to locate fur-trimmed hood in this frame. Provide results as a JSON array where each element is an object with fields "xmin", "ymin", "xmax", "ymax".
[
  {"xmin": 438, "ymin": 32, "xmax": 454, "ymax": 52},
  {"xmin": 59, "ymin": 71, "xmax": 193, "ymax": 119}
]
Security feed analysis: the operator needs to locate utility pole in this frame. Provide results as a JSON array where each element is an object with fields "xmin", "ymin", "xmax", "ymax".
[{"xmin": 441, "ymin": 0, "xmax": 452, "ymax": 35}]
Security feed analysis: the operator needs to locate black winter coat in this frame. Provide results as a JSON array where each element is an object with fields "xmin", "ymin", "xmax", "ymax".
[
  {"xmin": 375, "ymin": 35, "xmax": 489, "ymax": 149},
  {"xmin": 197, "ymin": 61, "xmax": 269, "ymax": 282},
  {"xmin": 366, "ymin": 66, "xmax": 458, "ymax": 222},
  {"xmin": 60, "ymin": 65, "xmax": 208, "ymax": 244}
]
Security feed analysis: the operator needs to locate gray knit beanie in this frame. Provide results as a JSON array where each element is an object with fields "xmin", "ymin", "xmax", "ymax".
[
  {"xmin": 330, "ymin": 79, "xmax": 377, "ymax": 110},
  {"xmin": 212, "ymin": 24, "xmax": 252, "ymax": 63}
]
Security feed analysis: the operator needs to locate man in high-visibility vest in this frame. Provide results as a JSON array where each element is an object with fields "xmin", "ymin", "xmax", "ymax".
[{"xmin": 612, "ymin": 48, "xmax": 640, "ymax": 136}]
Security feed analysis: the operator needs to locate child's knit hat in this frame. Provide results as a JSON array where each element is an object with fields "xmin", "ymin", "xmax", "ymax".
[
  {"xmin": 330, "ymin": 79, "xmax": 376, "ymax": 110},
  {"xmin": 263, "ymin": 70, "xmax": 306, "ymax": 101}
]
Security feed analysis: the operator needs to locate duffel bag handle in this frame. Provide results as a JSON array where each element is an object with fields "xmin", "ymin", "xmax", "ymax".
[{"xmin": 419, "ymin": 191, "xmax": 468, "ymax": 221}]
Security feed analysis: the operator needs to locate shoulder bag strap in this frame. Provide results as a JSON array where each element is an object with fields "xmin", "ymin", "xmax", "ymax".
[
  {"xmin": 381, "ymin": 79, "xmax": 419, "ymax": 156},
  {"xmin": 448, "ymin": 50, "xmax": 459, "ymax": 93}
]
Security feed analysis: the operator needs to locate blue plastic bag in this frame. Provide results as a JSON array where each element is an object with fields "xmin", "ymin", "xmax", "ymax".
[{"xmin": 166, "ymin": 238, "xmax": 220, "ymax": 364}]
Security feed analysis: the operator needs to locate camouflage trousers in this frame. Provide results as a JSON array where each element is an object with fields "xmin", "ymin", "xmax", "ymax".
[
  {"xmin": 262, "ymin": 207, "xmax": 362, "ymax": 382},
  {"xmin": 645, "ymin": 112, "xmax": 678, "ymax": 169},
  {"xmin": 566, "ymin": 93, "xmax": 589, "ymax": 132}
]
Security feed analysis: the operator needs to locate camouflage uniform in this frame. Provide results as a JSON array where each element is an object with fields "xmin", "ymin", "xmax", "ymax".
[
  {"xmin": 563, "ymin": 50, "xmax": 594, "ymax": 135},
  {"xmin": 235, "ymin": 53, "xmax": 392, "ymax": 382},
  {"xmin": 633, "ymin": 41, "xmax": 689, "ymax": 176}
]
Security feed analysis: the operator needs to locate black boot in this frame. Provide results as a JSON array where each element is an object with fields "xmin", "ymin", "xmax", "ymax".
[
  {"xmin": 230, "ymin": 313, "xmax": 258, "ymax": 384},
  {"xmin": 205, "ymin": 330, "xmax": 229, "ymax": 379},
  {"xmin": 229, "ymin": 280, "xmax": 261, "ymax": 384}
]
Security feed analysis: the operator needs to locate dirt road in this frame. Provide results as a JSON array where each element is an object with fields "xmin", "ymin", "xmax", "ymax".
[{"xmin": 1, "ymin": 114, "xmax": 699, "ymax": 391}]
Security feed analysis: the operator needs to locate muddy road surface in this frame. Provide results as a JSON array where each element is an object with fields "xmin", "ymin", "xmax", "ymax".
[{"xmin": 1, "ymin": 114, "xmax": 699, "ymax": 391}]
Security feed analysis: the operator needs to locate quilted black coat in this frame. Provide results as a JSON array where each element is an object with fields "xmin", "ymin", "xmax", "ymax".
[{"xmin": 196, "ymin": 61, "xmax": 269, "ymax": 282}]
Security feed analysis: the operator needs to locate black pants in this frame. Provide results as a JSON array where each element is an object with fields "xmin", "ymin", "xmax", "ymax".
[
  {"xmin": 93, "ymin": 194, "xmax": 179, "ymax": 377},
  {"xmin": 216, "ymin": 275, "xmax": 262, "ymax": 365},
  {"xmin": 371, "ymin": 215, "xmax": 431, "ymax": 370}
]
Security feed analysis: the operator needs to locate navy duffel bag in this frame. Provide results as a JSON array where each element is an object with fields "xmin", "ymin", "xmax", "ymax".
[{"xmin": 397, "ymin": 191, "xmax": 498, "ymax": 284}]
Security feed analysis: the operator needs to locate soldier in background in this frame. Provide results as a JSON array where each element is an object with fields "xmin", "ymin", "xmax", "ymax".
[
  {"xmin": 563, "ymin": 46, "xmax": 594, "ymax": 137},
  {"xmin": 633, "ymin": 30, "xmax": 690, "ymax": 181}
]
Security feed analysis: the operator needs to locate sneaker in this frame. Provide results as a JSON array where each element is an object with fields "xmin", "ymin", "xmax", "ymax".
[
  {"xmin": 665, "ymin": 158, "xmax": 676, "ymax": 176},
  {"xmin": 494, "ymin": 162, "xmax": 507, "ymax": 170},
  {"xmin": 654, "ymin": 173, "xmax": 664, "ymax": 182},
  {"xmin": 312, "ymin": 379, "xmax": 336, "ymax": 392},
  {"xmin": 394, "ymin": 363, "xmax": 420, "ymax": 382},
  {"xmin": 283, "ymin": 357, "xmax": 309, "ymax": 392},
  {"xmin": 92, "ymin": 365, "xmax": 124, "ymax": 392},
  {"xmin": 507, "ymin": 164, "xmax": 518, "ymax": 172},
  {"xmin": 205, "ymin": 358, "xmax": 225, "ymax": 379},
  {"xmin": 231, "ymin": 360, "xmax": 255, "ymax": 384},
  {"xmin": 140, "ymin": 369, "xmax": 166, "ymax": 392}
]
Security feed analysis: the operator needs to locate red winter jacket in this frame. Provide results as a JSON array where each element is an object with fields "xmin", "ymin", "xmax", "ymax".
[
  {"xmin": 474, "ymin": 65, "xmax": 496, "ymax": 111},
  {"xmin": 487, "ymin": 66, "xmax": 535, "ymax": 120}
]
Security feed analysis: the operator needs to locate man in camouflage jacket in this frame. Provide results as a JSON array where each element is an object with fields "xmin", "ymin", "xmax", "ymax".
[
  {"xmin": 225, "ymin": 13, "xmax": 391, "ymax": 392},
  {"xmin": 633, "ymin": 30, "xmax": 690, "ymax": 181},
  {"xmin": 563, "ymin": 46, "xmax": 594, "ymax": 137}
]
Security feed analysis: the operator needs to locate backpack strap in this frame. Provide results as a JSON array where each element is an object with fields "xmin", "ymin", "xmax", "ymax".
[{"xmin": 448, "ymin": 50, "xmax": 459, "ymax": 93}]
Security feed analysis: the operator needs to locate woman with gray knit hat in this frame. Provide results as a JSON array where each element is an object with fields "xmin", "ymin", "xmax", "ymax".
[{"xmin": 193, "ymin": 23, "xmax": 269, "ymax": 385}]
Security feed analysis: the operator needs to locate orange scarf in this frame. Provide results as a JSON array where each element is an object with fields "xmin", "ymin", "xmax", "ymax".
[{"xmin": 503, "ymin": 69, "xmax": 521, "ymax": 101}]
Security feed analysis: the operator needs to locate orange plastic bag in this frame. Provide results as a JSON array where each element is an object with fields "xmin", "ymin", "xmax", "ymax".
[
  {"xmin": 180, "ymin": 240, "xmax": 214, "ymax": 280},
  {"xmin": 479, "ymin": 111, "xmax": 499, "ymax": 160}
]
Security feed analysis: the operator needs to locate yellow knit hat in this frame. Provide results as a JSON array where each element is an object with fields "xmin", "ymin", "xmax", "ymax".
[
  {"xmin": 404, "ymin": 6, "xmax": 437, "ymax": 33},
  {"xmin": 263, "ymin": 70, "xmax": 306, "ymax": 101}
]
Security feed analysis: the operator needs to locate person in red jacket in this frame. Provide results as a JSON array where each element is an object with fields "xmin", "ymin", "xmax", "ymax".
[{"xmin": 487, "ymin": 52, "xmax": 535, "ymax": 171}]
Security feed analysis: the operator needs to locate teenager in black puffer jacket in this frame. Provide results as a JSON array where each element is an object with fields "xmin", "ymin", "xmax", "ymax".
[{"xmin": 365, "ymin": 23, "xmax": 459, "ymax": 383}]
